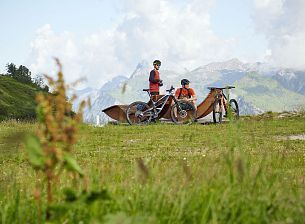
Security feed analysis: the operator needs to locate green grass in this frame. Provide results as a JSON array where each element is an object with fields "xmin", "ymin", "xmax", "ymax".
[
  {"xmin": 1, "ymin": 115, "xmax": 305, "ymax": 223},
  {"xmin": 0, "ymin": 76, "xmax": 40, "ymax": 121}
]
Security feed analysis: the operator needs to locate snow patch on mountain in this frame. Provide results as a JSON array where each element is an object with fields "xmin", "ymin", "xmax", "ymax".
[{"xmin": 273, "ymin": 70, "xmax": 305, "ymax": 95}]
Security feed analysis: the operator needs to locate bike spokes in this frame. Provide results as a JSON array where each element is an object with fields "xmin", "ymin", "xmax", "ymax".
[
  {"xmin": 126, "ymin": 101, "xmax": 152, "ymax": 125},
  {"xmin": 170, "ymin": 101, "xmax": 196, "ymax": 124}
]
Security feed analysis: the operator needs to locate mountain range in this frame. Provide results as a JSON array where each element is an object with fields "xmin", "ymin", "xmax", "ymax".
[{"xmin": 71, "ymin": 59, "xmax": 305, "ymax": 123}]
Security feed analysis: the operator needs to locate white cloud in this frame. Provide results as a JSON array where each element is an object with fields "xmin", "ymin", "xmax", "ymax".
[
  {"xmin": 27, "ymin": 0, "xmax": 235, "ymax": 88},
  {"xmin": 253, "ymin": 0, "xmax": 305, "ymax": 69},
  {"xmin": 28, "ymin": 24, "xmax": 83, "ymax": 85}
]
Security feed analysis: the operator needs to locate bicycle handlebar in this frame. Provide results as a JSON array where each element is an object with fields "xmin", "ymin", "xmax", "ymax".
[
  {"xmin": 166, "ymin": 85, "xmax": 175, "ymax": 93},
  {"xmin": 143, "ymin": 85, "xmax": 175, "ymax": 95}
]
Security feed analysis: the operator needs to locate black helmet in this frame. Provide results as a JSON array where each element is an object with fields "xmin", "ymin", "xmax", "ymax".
[
  {"xmin": 153, "ymin": 60, "xmax": 161, "ymax": 66},
  {"xmin": 181, "ymin": 79, "xmax": 190, "ymax": 86}
]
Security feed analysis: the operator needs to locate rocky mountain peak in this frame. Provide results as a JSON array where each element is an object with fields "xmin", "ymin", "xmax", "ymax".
[
  {"xmin": 130, "ymin": 60, "xmax": 150, "ymax": 79},
  {"xmin": 203, "ymin": 58, "xmax": 246, "ymax": 72},
  {"xmin": 136, "ymin": 60, "xmax": 149, "ymax": 70},
  {"xmin": 277, "ymin": 69, "xmax": 296, "ymax": 79}
]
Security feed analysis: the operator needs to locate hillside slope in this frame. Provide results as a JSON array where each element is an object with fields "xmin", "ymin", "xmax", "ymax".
[
  {"xmin": 0, "ymin": 76, "xmax": 39, "ymax": 120},
  {"xmin": 234, "ymin": 72, "xmax": 305, "ymax": 112}
]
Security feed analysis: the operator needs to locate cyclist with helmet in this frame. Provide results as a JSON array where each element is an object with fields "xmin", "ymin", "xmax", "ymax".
[
  {"xmin": 175, "ymin": 79, "xmax": 197, "ymax": 108},
  {"xmin": 149, "ymin": 60, "xmax": 163, "ymax": 96}
]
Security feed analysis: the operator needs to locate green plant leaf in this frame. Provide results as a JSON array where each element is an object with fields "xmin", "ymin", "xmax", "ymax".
[
  {"xmin": 24, "ymin": 135, "xmax": 45, "ymax": 169},
  {"xmin": 63, "ymin": 154, "xmax": 84, "ymax": 177}
]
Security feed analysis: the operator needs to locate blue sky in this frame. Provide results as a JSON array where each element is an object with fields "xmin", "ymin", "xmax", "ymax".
[
  {"xmin": 0, "ymin": 0, "xmax": 120, "ymax": 69},
  {"xmin": 0, "ymin": 0, "xmax": 304, "ymax": 87},
  {"xmin": 210, "ymin": 0, "xmax": 267, "ymax": 57}
]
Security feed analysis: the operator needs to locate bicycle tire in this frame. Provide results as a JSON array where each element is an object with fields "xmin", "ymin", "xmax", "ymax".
[
  {"xmin": 170, "ymin": 100, "xmax": 196, "ymax": 124},
  {"xmin": 228, "ymin": 99, "xmax": 239, "ymax": 120},
  {"xmin": 126, "ymin": 101, "xmax": 152, "ymax": 125}
]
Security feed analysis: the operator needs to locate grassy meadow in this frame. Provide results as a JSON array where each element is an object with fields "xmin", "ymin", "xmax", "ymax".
[{"xmin": 0, "ymin": 114, "xmax": 305, "ymax": 223}]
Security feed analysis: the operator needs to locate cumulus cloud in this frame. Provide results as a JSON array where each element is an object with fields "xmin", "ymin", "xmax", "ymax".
[
  {"xmin": 28, "ymin": 25, "xmax": 83, "ymax": 83},
  {"xmin": 27, "ymin": 0, "xmax": 235, "ymax": 88},
  {"xmin": 253, "ymin": 0, "xmax": 305, "ymax": 69}
]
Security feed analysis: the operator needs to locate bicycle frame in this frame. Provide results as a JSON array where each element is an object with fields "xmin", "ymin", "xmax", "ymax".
[
  {"xmin": 143, "ymin": 87, "xmax": 181, "ymax": 118},
  {"xmin": 210, "ymin": 87, "xmax": 234, "ymax": 111},
  {"xmin": 145, "ymin": 94, "xmax": 170, "ymax": 118}
]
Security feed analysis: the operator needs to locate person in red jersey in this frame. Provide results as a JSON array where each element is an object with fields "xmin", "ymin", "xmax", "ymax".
[
  {"xmin": 175, "ymin": 79, "xmax": 197, "ymax": 108},
  {"xmin": 149, "ymin": 60, "xmax": 163, "ymax": 96}
]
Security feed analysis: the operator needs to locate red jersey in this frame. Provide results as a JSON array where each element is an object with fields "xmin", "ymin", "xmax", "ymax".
[
  {"xmin": 149, "ymin": 69, "xmax": 160, "ymax": 93},
  {"xmin": 175, "ymin": 87, "xmax": 195, "ymax": 99}
]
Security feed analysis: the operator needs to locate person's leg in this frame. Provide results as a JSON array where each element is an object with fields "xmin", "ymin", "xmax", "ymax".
[
  {"xmin": 150, "ymin": 91, "xmax": 160, "ymax": 119},
  {"xmin": 191, "ymin": 101, "xmax": 198, "ymax": 122},
  {"xmin": 222, "ymin": 96, "xmax": 228, "ymax": 116},
  {"xmin": 150, "ymin": 91, "xmax": 159, "ymax": 102},
  {"xmin": 192, "ymin": 101, "xmax": 197, "ymax": 110}
]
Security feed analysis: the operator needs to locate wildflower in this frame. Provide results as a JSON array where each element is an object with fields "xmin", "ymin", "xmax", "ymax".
[{"xmin": 25, "ymin": 59, "xmax": 88, "ymax": 205}]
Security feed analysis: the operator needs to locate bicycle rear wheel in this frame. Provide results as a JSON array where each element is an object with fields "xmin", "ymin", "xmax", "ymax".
[
  {"xmin": 126, "ymin": 101, "xmax": 152, "ymax": 125},
  {"xmin": 170, "ymin": 100, "xmax": 196, "ymax": 124}
]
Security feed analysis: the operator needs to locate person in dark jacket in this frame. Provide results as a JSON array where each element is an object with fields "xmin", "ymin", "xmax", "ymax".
[{"xmin": 149, "ymin": 60, "xmax": 163, "ymax": 96}]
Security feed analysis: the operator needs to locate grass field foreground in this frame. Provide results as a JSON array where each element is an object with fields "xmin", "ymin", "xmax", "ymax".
[{"xmin": 0, "ymin": 115, "xmax": 305, "ymax": 223}]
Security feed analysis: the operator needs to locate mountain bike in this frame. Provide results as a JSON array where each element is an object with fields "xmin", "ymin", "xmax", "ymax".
[
  {"xmin": 207, "ymin": 86, "xmax": 239, "ymax": 123},
  {"xmin": 126, "ymin": 86, "xmax": 196, "ymax": 125}
]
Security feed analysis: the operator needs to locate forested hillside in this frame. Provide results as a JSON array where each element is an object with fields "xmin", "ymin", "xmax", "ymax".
[{"xmin": 0, "ymin": 63, "xmax": 48, "ymax": 121}]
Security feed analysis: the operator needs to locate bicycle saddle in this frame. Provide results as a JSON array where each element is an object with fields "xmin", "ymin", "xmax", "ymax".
[{"xmin": 142, "ymin": 89, "xmax": 150, "ymax": 92}]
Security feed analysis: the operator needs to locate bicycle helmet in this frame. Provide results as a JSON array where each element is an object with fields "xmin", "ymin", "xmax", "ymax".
[
  {"xmin": 153, "ymin": 60, "xmax": 161, "ymax": 66},
  {"xmin": 181, "ymin": 79, "xmax": 190, "ymax": 86}
]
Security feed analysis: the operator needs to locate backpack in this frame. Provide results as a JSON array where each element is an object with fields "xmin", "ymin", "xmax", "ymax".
[{"xmin": 178, "ymin": 88, "xmax": 191, "ymax": 99}]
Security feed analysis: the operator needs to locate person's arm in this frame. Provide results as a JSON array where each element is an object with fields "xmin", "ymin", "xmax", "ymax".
[
  {"xmin": 175, "ymin": 89, "xmax": 180, "ymax": 98},
  {"xmin": 190, "ymin": 89, "xmax": 197, "ymax": 101},
  {"xmin": 149, "ymin": 70, "xmax": 160, "ymax": 83}
]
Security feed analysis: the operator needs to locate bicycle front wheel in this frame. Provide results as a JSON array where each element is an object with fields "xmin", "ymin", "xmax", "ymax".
[
  {"xmin": 170, "ymin": 100, "xmax": 196, "ymax": 124},
  {"xmin": 228, "ymin": 99, "xmax": 239, "ymax": 120},
  {"xmin": 126, "ymin": 101, "xmax": 152, "ymax": 125}
]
